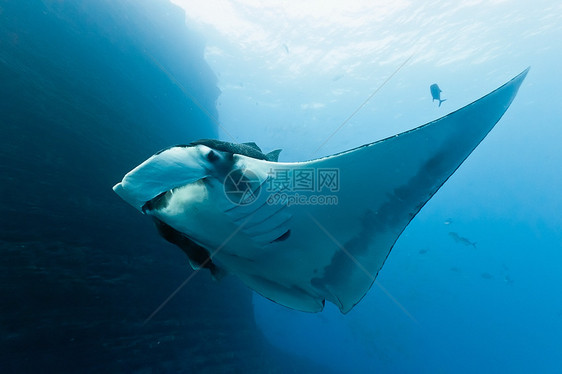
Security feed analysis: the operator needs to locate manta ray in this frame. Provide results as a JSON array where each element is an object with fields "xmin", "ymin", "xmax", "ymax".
[{"xmin": 113, "ymin": 69, "xmax": 528, "ymax": 313}]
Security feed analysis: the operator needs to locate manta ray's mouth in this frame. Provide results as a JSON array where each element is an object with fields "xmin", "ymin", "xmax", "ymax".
[
  {"xmin": 142, "ymin": 180, "xmax": 209, "ymax": 214},
  {"xmin": 142, "ymin": 191, "xmax": 170, "ymax": 213}
]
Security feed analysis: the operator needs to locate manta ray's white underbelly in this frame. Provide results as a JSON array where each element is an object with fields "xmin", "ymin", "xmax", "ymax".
[{"xmin": 149, "ymin": 180, "xmax": 260, "ymax": 260}]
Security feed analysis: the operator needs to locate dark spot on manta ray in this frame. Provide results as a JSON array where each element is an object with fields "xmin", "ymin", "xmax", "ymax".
[
  {"xmin": 271, "ymin": 229, "xmax": 291, "ymax": 243},
  {"xmin": 312, "ymin": 150, "xmax": 452, "ymax": 296},
  {"xmin": 207, "ymin": 150, "xmax": 219, "ymax": 162}
]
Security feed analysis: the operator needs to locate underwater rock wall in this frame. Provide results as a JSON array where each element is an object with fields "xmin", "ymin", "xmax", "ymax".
[
  {"xmin": 0, "ymin": 0, "xmax": 218, "ymax": 243},
  {"xmin": 0, "ymin": 1, "xmax": 320, "ymax": 372}
]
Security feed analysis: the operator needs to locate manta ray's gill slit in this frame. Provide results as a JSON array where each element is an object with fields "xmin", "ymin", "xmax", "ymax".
[
  {"xmin": 271, "ymin": 229, "xmax": 291, "ymax": 243},
  {"xmin": 243, "ymin": 211, "xmax": 292, "ymax": 238},
  {"xmin": 229, "ymin": 200, "xmax": 282, "ymax": 223}
]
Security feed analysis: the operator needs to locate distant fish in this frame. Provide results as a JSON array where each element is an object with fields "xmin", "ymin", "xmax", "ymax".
[
  {"xmin": 449, "ymin": 232, "xmax": 477, "ymax": 248},
  {"xmin": 481, "ymin": 272, "xmax": 494, "ymax": 280},
  {"xmin": 430, "ymin": 83, "xmax": 447, "ymax": 107},
  {"xmin": 443, "ymin": 218, "xmax": 453, "ymax": 225},
  {"xmin": 418, "ymin": 248, "xmax": 428, "ymax": 255},
  {"xmin": 332, "ymin": 74, "xmax": 344, "ymax": 82}
]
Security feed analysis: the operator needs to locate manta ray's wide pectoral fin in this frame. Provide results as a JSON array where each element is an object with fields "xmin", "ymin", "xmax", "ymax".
[
  {"xmin": 238, "ymin": 273, "xmax": 325, "ymax": 313},
  {"xmin": 297, "ymin": 68, "xmax": 529, "ymax": 313},
  {"xmin": 217, "ymin": 69, "xmax": 529, "ymax": 314}
]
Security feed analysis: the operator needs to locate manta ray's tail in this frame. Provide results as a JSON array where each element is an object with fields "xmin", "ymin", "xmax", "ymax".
[{"xmin": 439, "ymin": 98, "xmax": 447, "ymax": 107}]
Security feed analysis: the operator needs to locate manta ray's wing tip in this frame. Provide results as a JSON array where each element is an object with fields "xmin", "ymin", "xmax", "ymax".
[{"xmin": 513, "ymin": 66, "xmax": 530, "ymax": 85}]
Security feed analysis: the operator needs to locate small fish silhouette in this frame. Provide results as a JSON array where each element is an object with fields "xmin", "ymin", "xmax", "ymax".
[
  {"xmin": 430, "ymin": 83, "xmax": 447, "ymax": 107},
  {"xmin": 449, "ymin": 232, "xmax": 477, "ymax": 248}
]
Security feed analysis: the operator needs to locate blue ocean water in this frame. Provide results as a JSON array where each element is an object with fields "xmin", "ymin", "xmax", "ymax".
[{"xmin": 2, "ymin": 0, "xmax": 561, "ymax": 373}]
